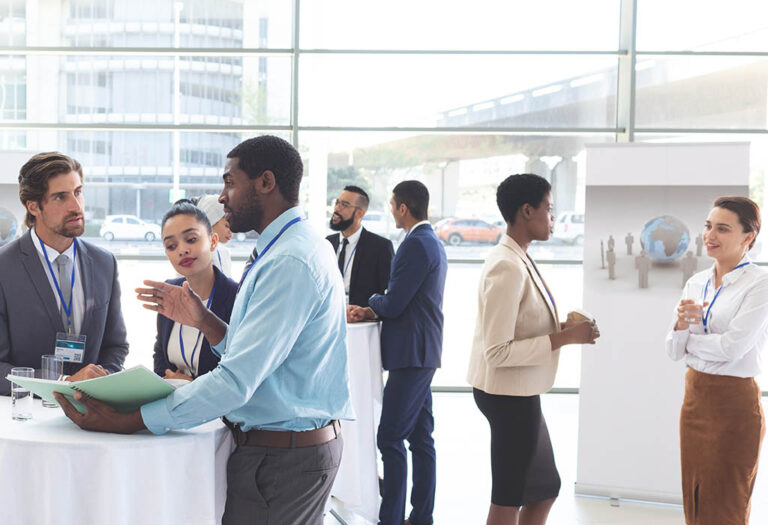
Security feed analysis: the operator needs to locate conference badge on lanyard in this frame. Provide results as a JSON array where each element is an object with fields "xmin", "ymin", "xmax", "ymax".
[{"xmin": 54, "ymin": 332, "xmax": 86, "ymax": 363}]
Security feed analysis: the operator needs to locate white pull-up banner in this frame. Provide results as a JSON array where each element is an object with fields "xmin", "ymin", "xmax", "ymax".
[{"xmin": 576, "ymin": 142, "xmax": 750, "ymax": 503}]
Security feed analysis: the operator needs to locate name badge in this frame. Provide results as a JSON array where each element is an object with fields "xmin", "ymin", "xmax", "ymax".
[{"xmin": 55, "ymin": 332, "xmax": 86, "ymax": 364}]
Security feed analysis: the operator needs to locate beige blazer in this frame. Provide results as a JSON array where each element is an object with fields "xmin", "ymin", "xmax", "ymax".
[{"xmin": 466, "ymin": 235, "xmax": 561, "ymax": 396}]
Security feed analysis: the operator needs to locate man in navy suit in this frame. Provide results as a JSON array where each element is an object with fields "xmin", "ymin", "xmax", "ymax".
[{"xmin": 348, "ymin": 180, "xmax": 447, "ymax": 525}]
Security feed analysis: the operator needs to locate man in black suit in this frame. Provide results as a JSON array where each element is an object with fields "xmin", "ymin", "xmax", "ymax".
[{"xmin": 326, "ymin": 185, "xmax": 394, "ymax": 307}]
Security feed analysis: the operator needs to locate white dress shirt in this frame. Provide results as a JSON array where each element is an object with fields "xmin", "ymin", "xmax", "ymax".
[
  {"xmin": 30, "ymin": 228, "xmax": 85, "ymax": 334},
  {"xmin": 666, "ymin": 255, "xmax": 768, "ymax": 378},
  {"xmin": 406, "ymin": 220, "xmax": 432, "ymax": 237},
  {"xmin": 166, "ymin": 319, "xmax": 205, "ymax": 377},
  {"xmin": 335, "ymin": 226, "xmax": 362, "ymax": 294}
]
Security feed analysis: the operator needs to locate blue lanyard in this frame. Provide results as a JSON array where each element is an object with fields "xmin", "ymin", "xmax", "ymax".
[
  {"xmin": 342, "ymin": 242, "xmax": 358, "ymax": 278},
  {"xmin": 239, "ymin": 216, "xmax": 302, "ymax": 287},
  {"xmin": 702, "ymin": 261, "xmax": 750, "ymax": 333},
  {"xmin": 217, "ymin": 250, "xmax": 222, "ymax": 268},
  {"xmin": 178, "ymin": 283, "xmax": 215, "ymax": 376},
  {"xmin": 39, "ymin": 237, "xmax": 77, "ymax": 332}
]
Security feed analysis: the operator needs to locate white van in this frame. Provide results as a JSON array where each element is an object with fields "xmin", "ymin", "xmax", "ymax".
[{"xmin": 552, "ymin": 211, "xmax": 584, "ymax": 244}]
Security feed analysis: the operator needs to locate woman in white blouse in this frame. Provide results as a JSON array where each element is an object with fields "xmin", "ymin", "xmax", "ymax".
[{"xmin": 666, "ymin": 196, "xmax": 768, "ymax": 525}]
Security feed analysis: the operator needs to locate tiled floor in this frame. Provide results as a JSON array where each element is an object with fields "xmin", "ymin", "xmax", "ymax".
[{"xmin": 326, "ymin": 393, "xmax": 768, "ymax": 524}]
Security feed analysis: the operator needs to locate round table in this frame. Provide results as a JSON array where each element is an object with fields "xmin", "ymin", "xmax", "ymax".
[{"xmin": 0, "ymin": 397, "xmax": 234, "ymax": 525}]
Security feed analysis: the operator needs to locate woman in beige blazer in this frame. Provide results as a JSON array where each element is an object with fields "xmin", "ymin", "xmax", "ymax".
[{"xmin": 467, "ymin": 174, "xmax": 599, "ymax": 525}]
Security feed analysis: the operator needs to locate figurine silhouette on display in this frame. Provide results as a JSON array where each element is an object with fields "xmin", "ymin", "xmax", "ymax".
[
  {"xmin": 608, "ymin": 235, "xmax": 615, "ymax": 252},
  {"xmin": 625, "ymin": 232, "xmax": 634, "ymax": 255},
  {"xmin": 695, "ymin": 235, "xmax": 703, "ymax": 257},
  {"xmin": 681, "ymin": 251, "xmax": 698, "ymax": 288},
  {"xmin": 635, "ymin": 249, "xmax": 650, "ymax": 289},
  {"xmin": 600, "ymin": 240, "xmax": 605, "ymax": 269},
  {"xmin": 607, "ymin": 247, "xmax": 616, "ymax": 280}
]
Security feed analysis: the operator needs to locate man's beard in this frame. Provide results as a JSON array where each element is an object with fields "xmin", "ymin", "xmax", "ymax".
[
  {"xmin": 53, "ymin": 214, "xmax": 84, "ymax": 238},
  {"xmin": 330, "ymin": 213, "xmax": 354, "ymax": 232},
  {"xmin": 228, "ymin": 200, "xmax": 263, "ymax": 234}
]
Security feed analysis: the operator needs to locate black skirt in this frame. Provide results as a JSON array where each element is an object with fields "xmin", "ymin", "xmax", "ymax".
[{"xmin": 473, "ymin": 388, "xmax": 561, "ymax": 507}]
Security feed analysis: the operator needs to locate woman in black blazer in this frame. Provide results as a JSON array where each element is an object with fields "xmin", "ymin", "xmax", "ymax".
[{"xmin": 153, "ymin": 201, "xmax": 238, "ymax": 380}]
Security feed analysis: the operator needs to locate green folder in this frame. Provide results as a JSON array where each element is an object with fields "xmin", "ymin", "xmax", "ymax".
[{"xmin": 6, "ymin": 365, "xmax": 177, "ymax": 414}]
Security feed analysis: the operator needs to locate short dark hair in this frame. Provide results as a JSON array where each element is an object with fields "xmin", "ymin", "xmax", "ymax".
[
  {"xmin": 227, "ymin": 135, "xmax": 303, "ymax": 204},
  {"xmin": 18, "ymin": 152, "xmax": 83, "ymax": 228},
  {"xmin": 714, "ymin": 196, "xmax": 761, "ymax": 249},
  {"xmin": 161, "ymin": 201, "xmax": 212, "ymax": 236},
  {"xmin": 344, "ymin": 185, "xmax": 370, "ymax": 209},
  {"xmin": 496, "ymin": 173, "xmax": 552, "ymax": 225},
  {"xmin": 392, "ymin": 180, "xmax": 429, "ymax": 221}
]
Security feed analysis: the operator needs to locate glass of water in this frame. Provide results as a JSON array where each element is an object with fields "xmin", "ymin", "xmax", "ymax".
[
  {"xmin": 10, "ymin": 367, "xmax": 34, "ymax": 421},
  {"xmin": 41, "ymin": 355, "xmax": 64, "ymax": 408},
  {"xmin": 682, "ymin": 281, "xmax": 704, "ymax": 325}
]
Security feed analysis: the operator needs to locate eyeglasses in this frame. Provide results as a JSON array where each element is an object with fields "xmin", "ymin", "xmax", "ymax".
[{"xmin": 334, "ymin": 199, "xmax": 360, "ymax": 211}]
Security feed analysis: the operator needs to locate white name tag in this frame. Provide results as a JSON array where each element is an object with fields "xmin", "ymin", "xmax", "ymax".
[{"xmin": 54, "ymin": 332, "xmax": 86, "ymax": 364}]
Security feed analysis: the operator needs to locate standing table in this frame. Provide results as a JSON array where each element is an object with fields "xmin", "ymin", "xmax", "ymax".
[
  {"xmin": 331, "ymin": 321, "xmax": 384, "ymax": 522},
  {"xmin": 0, "ymin": 397, "xmax": 234, "ymax": 525}
]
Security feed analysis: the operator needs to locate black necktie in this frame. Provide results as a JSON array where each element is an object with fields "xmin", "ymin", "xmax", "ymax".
[
  {"xmin": 338, "ymin": 238, "xmax": 348, "ymax": 274},
  {"xmin": 237, "ymin": 246, "xmax": 259, "ymax": 292}
]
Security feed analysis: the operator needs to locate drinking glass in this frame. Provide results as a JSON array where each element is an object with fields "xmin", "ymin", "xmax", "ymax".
[
  {"xmin": 10, "ymin": 367, "xmax": 34, "ymax": 421},
  {"xmin": 41, "ymin": 355, "xmax": 64, "ymax": 408},
  {"xmin": 683, "ymin": 281, "xmax": 704, "ymax": 325}
]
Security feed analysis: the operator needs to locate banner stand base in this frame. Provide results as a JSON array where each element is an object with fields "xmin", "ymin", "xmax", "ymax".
[{"xmin": 574, "ymin": 482, "xmax": 683, "ymax": 506}]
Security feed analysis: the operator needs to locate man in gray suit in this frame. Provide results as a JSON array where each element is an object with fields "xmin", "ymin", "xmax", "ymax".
[{"xmin": 0, "ymin": 152, "xmax": 128, "ymax": 394}]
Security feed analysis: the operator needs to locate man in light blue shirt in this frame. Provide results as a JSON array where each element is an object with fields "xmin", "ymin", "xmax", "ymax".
[{"xmin": 55, "ymin": 136, "xmax": 354, "ymax": 524}]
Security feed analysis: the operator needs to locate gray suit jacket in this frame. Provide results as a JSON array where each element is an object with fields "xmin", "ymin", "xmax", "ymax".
[{"xmin": 0, "ymin": 231, "xmax": 128, "ymax": 394}]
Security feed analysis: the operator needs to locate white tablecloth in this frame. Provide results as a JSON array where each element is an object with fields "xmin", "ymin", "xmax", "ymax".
[
  {"xmin": 331, "ymin": 321, "xmax": 384, "ymax": 522},
  {"xmin": 0, "ymin": 397, "xmax": 234, "ymax": 525}
]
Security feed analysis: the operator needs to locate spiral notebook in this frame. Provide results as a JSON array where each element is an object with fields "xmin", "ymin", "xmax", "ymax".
[{"xmin": 6, "ymin": 365, "xmax": 179, "ymax": 414}]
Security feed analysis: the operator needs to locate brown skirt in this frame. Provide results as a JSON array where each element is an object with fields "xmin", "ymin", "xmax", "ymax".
[{"xmin": 680, "ymin": 368, "xmax": 765, "ymax": 525}]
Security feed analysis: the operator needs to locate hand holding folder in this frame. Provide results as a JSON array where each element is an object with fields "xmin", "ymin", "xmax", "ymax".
[{"xmin": 6, "ymin": 365, "xmax": 179, "ymax": 414}]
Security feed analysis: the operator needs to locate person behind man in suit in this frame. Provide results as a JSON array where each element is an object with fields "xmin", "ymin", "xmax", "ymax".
[
  {"xmin": 348, "ymin": 180, "xmax": 447, "ymax": 525},
  {"xmin": 196, "ymin": 194, "xmax": 234, "ymax": 278},
  {"xmin": 327, "ymin": 185, "xmax": 394, "ymax": 307},
  {"xmin": 0, "ymin": 152, "xmax": 128, "ymax": 395},
  {"xmin": 153, "ymin": 200, "xmax": 238, "ymax": 380}
]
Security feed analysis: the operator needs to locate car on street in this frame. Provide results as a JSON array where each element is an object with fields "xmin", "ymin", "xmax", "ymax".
[
  {"xmin": 99, "ymin": 215, "xmax": 161, "ymax": 241},
  {"xmin": 552, "ymin": 211, "xmax": 585, "ymax": 244},
  {"xmin": 435, "ymin": 218, "xmax": 503, "ymax": 246},
  {"xmin": 360, "ymin": 211, "xmax": 401, "ymax": 241}
]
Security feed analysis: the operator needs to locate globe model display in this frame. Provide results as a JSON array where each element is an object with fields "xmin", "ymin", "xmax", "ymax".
[
  {"xmin": 0, "ymin": 207, "xmax": 18, "ymax": 247},
  {"xmin": 640, "ymin": 215, "xmax": 690, "ymax": 262}
]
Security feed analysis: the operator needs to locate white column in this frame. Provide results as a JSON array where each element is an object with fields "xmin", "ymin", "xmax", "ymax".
[{"xmin": 524, "ymin": 157, "xmax": 552, "ymax": 182}]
